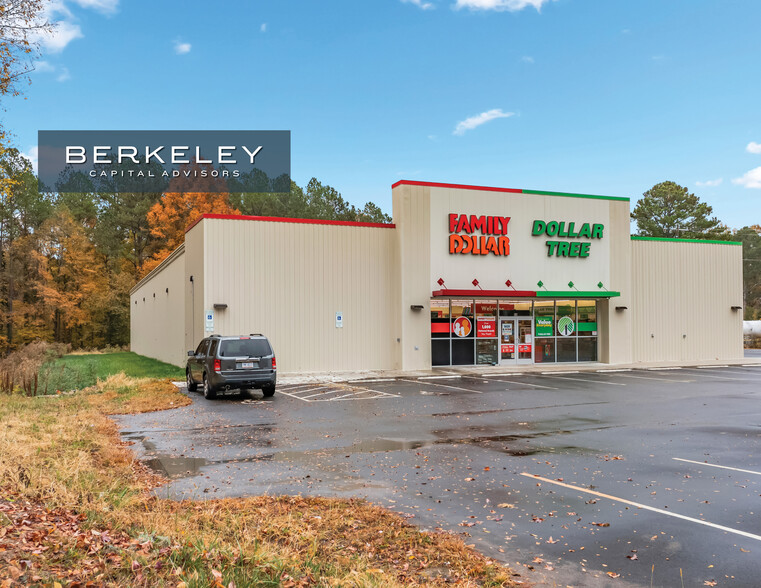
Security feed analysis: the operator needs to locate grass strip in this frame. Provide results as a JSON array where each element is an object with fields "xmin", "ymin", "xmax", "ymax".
[
  {"xmin": 0, "ymin": 375, "xmax": 522, "ymax": 587},
  {"xmin": 39, "ymin": 352, "xmax": 185, "ymax": 394}
]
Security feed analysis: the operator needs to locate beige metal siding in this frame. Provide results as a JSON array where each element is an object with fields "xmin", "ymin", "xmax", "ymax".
[
  {"xmin": 184, "ymin": 221, "xmax": 206, "ymax": 354},
  {"xmin": 130, "ymin": 246, "xmax": 186, "ymax": 367},
  {"xmin": 393, "ymin": 184, "xmax": 432, "ymax": 371},
  {"xmin": 631, "ymin": 240, "xmax": 743, "ymax": 362},
  {"xmin": 201, "ymin": 218, "xmax": 399, "ymax": 374}
]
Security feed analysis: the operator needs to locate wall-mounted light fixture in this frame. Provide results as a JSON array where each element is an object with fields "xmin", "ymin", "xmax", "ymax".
[
  {"xmin": 410, "ymin": 304, "xmax": 424, "ymax": 311},
  {"xmin": 731, "ymin": 305, "xmax": 742, "ymax": 311},
  {"xmin": 615, "ymin": 306, "xmax": 628, "ymax": 311},
  {"xmin": 213, "ymin": 303, "xmax": 228, "ymax": 310},
  {"xmin": 166, "ymin": 288, "xmax": 169, "ymax": 294}
]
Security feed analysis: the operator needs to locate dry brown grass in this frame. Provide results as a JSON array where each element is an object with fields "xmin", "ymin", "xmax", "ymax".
[
  {"xmin": 0, "ymin": 340, "xmax": 69, "ymax": 395},
  {"xmin": 0, "ymin": 376, "xmax": 523, "ymax": 587}
]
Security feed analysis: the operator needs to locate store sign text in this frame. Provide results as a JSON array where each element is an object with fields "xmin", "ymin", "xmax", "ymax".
[
  {"xmin": 532, "ymin": 220, "xmax": 604, "ymax": 258},
  {"xmin": 448, "ymin": 214, "xmax": 510, "ymax": 257}
]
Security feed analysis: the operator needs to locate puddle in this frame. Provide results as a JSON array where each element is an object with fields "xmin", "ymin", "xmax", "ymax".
[{"xmin": 145, "ymin": 455, "xmax": 209, "ymax": 478}]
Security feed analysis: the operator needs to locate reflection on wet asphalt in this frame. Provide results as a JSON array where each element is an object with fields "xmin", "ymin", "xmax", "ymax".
[{"xmin": 114, "ymin": 367, "xmax": 761, "ymax": 587}]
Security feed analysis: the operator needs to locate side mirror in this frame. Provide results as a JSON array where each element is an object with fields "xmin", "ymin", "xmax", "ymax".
[{"xmin": 187, "ymin": 350, "xmax": 194, "ymax": 357}]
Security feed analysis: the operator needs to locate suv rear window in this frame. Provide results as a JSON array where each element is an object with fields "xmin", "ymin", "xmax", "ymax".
[{"xmin": 219, "ymin": 339, "xmax": 272, "ymax": 358}]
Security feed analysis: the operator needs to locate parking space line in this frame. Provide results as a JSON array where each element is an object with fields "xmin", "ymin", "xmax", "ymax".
[
  {"xmin": 300, "ymin": 389, "xmax": 339, "ymax": 399},
  {"xmin": 482, "ymin": 373, "xmax": 526, "ymax": 377},
  {"xmin": 284, "ymin": 386, "xmax": 329, "ymax": 396},
  {"xmin": 538, "ymin": 374, "xmax": 627, "ymax": 386},
  {"xmin": 679, "ymin": 369, "xmax": 759, "ymax": 382},
  {"xmin": 611, "ymin": 373, "xmax": 694, "ymax": 383},
  {"xmin": 742, "ymin": 364, "xmax": 761, "ymax": 367},
  {"xmin": 400, "ymin": 378, "xmax": 482, "ymax": 393},
  {"xmin": 646, "ymin": 367, "xmax": 682, "ymax": 370},
  {"xmin": 596, "ymin": 369, "xmax": 632, "ymax": 373},
  {"xmin": 696, "ymin": 365, "xmax": 729, "ymax": 368},
  {"xmin": 541, "ymin": 370, "xmax": 579, "ymax": 375},
  {"xmin": 346, "ymin": 378, "xmax": 396, "ymax": 383},
  {"xmin": 487, "ymin": 378, "xmax": 558, "ymax": 390},
  {"xmin": 521, "ymin": 473, "xmax": 761, "ymax": 542},
  {"xmin": 277, "ymin": 389, "xmax": 315, "ymax": 402},
  {"xmin": 419, "ymin": 375, "xmax": 462, "ymax": 380},
  {"xmin": 673, "ymin": 458, "xmax": 761, "ymax": 477}
]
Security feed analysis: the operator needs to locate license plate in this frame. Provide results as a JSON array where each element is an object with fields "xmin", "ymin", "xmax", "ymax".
[{"xmin": 239, "ymin": 362, "xmax": 255, "ymax": 369}]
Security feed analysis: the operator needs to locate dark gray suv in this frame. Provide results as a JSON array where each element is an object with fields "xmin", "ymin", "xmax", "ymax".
[{"xmin": 186, "ymin": 334, "xmax": 276, "ymax": 399}]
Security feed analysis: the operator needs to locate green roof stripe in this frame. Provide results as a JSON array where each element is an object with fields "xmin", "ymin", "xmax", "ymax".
[
  {"xmin": 522, "ymin": 189, "xmax": 630, "ymax": 202},
  {"xmin": 630, "ymin": 236, "xmax": 741, "ymax": 246},
  {"xmin": 535, "ymin": 291, "xmax": 621, "ymax": 298}
]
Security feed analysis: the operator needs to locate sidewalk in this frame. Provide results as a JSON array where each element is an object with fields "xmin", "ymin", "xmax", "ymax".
[{"xmin": 278, "ymin": 353, "xmax": 761, "ymax": 385}]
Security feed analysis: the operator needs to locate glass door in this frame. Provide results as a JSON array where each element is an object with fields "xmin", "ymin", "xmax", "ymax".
[
  {"xmin": 499, "ymin": 319, "xmax": 516, "ymax": 364},
  {"xmin": 517, "ymin": 318, "xmax": 534, "ymax": 364}
]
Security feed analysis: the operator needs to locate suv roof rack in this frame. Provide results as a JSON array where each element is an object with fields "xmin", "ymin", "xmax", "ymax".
[{"xmin": 249, "ymin": 333, "xmax": 263, "ymax": 337}]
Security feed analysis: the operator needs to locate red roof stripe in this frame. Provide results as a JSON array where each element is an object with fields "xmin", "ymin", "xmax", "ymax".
[
  {"xmin": 185, "ymin": 213, "xmax": 396, "ymax": 233},
  {"xmin": 432, "ymin": 289, "xmax": 538, "ymax": 298},
  {"xmin": 392, "ymin": 179, "xmax": 523, "ymax": 194}
]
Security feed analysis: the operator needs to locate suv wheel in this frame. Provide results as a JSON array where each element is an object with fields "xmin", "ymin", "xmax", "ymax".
[
  {"xmin": 262, "ymin": 384, "xmax": 275, "ymax": 397},
  {"xmin": 186, "ymin": 369, "xmax": 197, "ymax": 392},
  {"xmin": 203, "ymin": 374, "xmax": 216, "ymax": 399}
]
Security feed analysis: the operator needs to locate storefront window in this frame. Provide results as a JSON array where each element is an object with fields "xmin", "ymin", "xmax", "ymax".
[
  {"xmin": 534, "ymin": 301, "xmax": 554, "ymax": 337},
  {"xmin": 476, "ymin": 339, "xmax": 498, "ymax": 365},
  {"xmin": 577, "ymin": 301, "xmax": 598, "ymax": 336},
  {"xmin": 535, "ymin": 338, "xmax": 555, "ymax": 363},
  {"xmin": 475, "ymin": 300, "xmax": 497, "ymax": 339},
  {"xmin": 556, "ymin": 300, "xmax": 576, "ymax": 336},
  {"xmin": 451, "ymin": 299, "xmax": 475, "ymax": 365},
  {"xmin": 578, "ymin": 337, "xmax": 598, "ymax": 362},
  {"xmin": 432, "ymin": 340, "xmax": 450, "ymax": 366},
  {"xmin": 499, "ymin": 301, "xmax": 532, "ymax": 317},
  {"xmin": 430, "ymin": 299, "xmax": 450, "ymax": 339},
  {"xmin": 557, "ymin": 337, "xmax": 577, "ymax": 362}
]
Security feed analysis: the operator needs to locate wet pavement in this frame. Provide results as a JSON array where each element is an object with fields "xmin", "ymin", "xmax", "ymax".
[{"xmin": 115, "ymin": 366, "xmax": 761, "ymax": 587}]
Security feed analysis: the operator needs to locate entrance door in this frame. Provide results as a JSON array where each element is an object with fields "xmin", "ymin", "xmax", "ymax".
[
  {"xmin": 516, "ymin": 318, "xmax": 533, "ymax": 364},
  {"xmin": 499, "ymin": 319, "xmax": 516, "ymax": 364},
  {"xmin": 500, "ymin": 319, "xmax": 534, "ymax": 365}
]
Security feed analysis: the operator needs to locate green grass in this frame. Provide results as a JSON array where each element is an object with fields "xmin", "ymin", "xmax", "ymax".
[{"xmin": 39, "ymin": 352, "xmax": 184, "ymax": 393}]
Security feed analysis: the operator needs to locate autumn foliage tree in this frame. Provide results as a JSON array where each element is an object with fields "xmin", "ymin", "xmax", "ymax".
[{"xmin": 144, "ymin": 162, "xmax": 241, "ymax": 275}]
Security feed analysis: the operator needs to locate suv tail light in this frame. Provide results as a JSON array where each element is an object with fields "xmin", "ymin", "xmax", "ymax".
[
  {"xmin": 272, "ymin": 357, "xmax": 277, "ymax": 370},
  {"xmin": 214, "ymin": 359, "xmax": 221, "ymax": 373}
]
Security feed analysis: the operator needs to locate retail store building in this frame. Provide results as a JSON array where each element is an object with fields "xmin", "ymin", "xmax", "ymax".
[{"xmin": 130, "ymin": 180, "xmax": 744, "ymax": 373}]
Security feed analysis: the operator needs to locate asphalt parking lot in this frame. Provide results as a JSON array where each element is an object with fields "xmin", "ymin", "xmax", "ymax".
[{"xmin": 116, "ymin": 364, "xmax": 761, "ymax": 587}]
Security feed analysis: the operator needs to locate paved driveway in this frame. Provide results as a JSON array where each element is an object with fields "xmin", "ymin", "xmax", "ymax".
[{"xmin": 116, "ymin": 365, "xmax": 761, "ymax": 587}]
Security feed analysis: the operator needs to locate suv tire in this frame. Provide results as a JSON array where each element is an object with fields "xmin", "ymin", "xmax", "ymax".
[
  {"xmin": 203, "ymin": 374, "xmax": 216, "ymax": 400},
  {"xmin": 186, "ymin": 370, "xmax": 197, "ymax": 392},
  {"xmin": 262, "ymin": 384, "xmax": 275, "ymax": 397}
]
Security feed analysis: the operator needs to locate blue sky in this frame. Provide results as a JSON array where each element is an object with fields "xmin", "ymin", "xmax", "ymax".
[{"xmin": 7, "ymin": 0, "xmax": 761, "ymax": 228}]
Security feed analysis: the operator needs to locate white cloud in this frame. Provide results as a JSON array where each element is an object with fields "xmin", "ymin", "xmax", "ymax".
[
  {"xmin": 174, "ymin": 40, "xmax": 192, "ymax": 55},
  {"xmin": 746, "ymin": 141, "xmax": 761, "ymax": 154},
  {"xmin": 56, "ymin": 67, "xmax": 71, "ymax": 82},
  {"xmin": 21, "ymin": 147, "xmax": 38, "ymax": 173},
  {"xmin": 402, "ymin": 0, "xmax": 435, "ymax": 8},
  {"xmin": 733, "ymin": 167, "xmax": 761, "ymax": 189},
  {"xmin": 455, "ymin": 0, "xmax": 554, "ymax": 11},
  {"xmin": 695, "ymin": 178, "xmax": 722, "ymax": 187},
  {"xmin": 260, "ymin": 23, "xmax": 267, "ymax": 32},
  {"xmin": 521, "ymin": 55, "xmax": 534, "ymax": 63},
  {"xmin": 37, "ymin": 20, "xmax": 83, "ymax": 53},
  {"xmin": 454, "ymin": 108, "xmax": 514, "ymax": 135},
  {"xmin": 34, "ymin": 60, "xmax": 55, "ymax": 73},
  {"xmin": 70, "ymin": 0, "xmax": 119, "ymax": 15}
]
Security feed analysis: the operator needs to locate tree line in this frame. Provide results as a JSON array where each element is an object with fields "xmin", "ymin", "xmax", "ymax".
[
  {"xmin": 0, "ymin": 148, "xmax": 392, "ymax": 352},
  {"xmin": 631, "ymin": 181, "xmax": 761, "ymax": 320}
]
